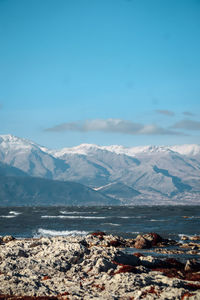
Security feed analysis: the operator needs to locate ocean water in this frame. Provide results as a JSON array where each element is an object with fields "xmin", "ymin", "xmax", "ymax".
[{"xmin": 0, "ymin": 206, "xmax": 200, "ymax": 242}]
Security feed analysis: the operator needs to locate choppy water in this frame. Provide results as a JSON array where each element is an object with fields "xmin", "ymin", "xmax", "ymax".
[{"xmin": 0, "ymin": 206, "xmax": 200, "ymax": 242}]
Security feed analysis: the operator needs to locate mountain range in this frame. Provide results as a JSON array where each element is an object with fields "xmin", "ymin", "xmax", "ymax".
[{"xmin": 0, "ymin": 134, "xmax": 200, "ymax": 205}]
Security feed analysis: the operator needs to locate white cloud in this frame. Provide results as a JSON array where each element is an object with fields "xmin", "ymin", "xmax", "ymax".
[{"xmin": 45, "ymin": 118, "xmax": 182, "ymax": 136}]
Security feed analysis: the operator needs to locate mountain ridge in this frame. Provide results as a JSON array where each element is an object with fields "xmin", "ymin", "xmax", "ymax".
[{"xmin": 0, "ymin": 134, "xmax": 200, "ymax": 205}]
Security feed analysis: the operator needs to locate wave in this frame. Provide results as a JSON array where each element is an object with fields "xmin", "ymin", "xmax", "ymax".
[
  {"xmin": 41, "ymin": 215, "xmax": 107, "ymax": 219},
  {"xmin": 9, "ymin": 211, "xmax": 22, "ymax": 216},
  {"xmin": 0, "ymin": 215, "xmax": 16, "ymax": 218},
  {"xmin": 178, "ymin": 234, "xmax": 200, "ymax": 239},
  {"xmin": 182, "ymin": 216, "xmax": 200, "ymax": 219},
  {"xmin": 60, "ymin": 211, "xmax": 97, "ymax": 215},
  {"xmin": 35, "ymin": 228, "xmax": 88, "ymax": 237},
  {"xmin": 101, "ymin": 223, "xmax": 120, "ymax": 226},
  {"xmin": 150, "ymin": 219, "xmax": 167, "ymax": 222}
]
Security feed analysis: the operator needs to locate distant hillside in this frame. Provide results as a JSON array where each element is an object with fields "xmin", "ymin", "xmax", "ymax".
[
  {"xmin": 0, "ymin": 161, "xmax": 28, "ymax": 177},
  {"xmin": 0, "ymin": 175, "xmax": 119, "ymax": 206},
  {"xmin": 0, "ymin": 134, "xmax": 200, "ymax": 204},
  {"xmin": 96, "ymin": 182, "xmax": 140, "ymax": 204}
]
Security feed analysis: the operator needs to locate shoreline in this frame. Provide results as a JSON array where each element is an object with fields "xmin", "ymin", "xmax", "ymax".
[{"xmin": 0, "ymin": 233, "xmax": 200, "ymax": 299}]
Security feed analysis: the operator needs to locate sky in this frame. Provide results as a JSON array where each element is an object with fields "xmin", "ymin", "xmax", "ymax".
[{"xmin": 0, "ymin": 0, "xmax": 200, "ymax": 149}]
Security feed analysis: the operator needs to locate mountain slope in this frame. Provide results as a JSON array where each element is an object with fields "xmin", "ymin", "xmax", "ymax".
[
  {"xmin": 0, "ymin": 134, "xmax": 200, "ymax": 204},
  {"xmin": 0, "ymin": 175, "xmax": 119, "ymax": 206},
  {"xmin": 95, "ymin": 182, "xmax": 140, "ymax": 204},
  {"xmin": 0, "ymin": 161, "xmax": 29, "ymax": 177},
  {"xmin": 0, "ymin": 135, "xmax": 69, "ymax": 180}
]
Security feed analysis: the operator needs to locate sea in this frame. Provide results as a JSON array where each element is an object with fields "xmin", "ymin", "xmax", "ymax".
[{"xmin": 0, "ymin": 206, "xmax": 200, "ymax": 242}]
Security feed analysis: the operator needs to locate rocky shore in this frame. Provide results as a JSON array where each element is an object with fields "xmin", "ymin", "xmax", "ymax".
[{"xmin": 0, "ymin": 233, "xmax": 200, "ymax": 299}]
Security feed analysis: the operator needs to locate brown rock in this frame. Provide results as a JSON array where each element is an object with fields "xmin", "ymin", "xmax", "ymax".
[
  {"xmin": 181, "ymin": 235, "xmax": 189, "ymax": 241},
  {"xmin": 143, "ymin": 233, "xmax": 163, "ymax": 246},
  {"xmin": 107, "ymin": 240, "xmax": 124, "ymax": 247},
  {"xmin": 134, "ymin": 236, "xmax": 151, "ymax": 249},
  {"xmin": 185, "ymin": 259, "xmax": 200, "ymax": 272},
  {"xmin": 190, "ymin": 235, "xmax": 200, "ymax": 241},
  {"xmin": 2, "ymin": 235, "xmax": 15, "ymax": 243}
]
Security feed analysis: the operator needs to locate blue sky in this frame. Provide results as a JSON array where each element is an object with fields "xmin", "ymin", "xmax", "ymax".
[{"xmin": 0, "ymin": 0, "xmax": 200, "ymax": 148}]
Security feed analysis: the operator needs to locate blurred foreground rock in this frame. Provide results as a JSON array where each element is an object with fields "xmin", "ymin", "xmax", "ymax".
[{"xmin": 0, "ymin": 232, "xmax": 200, "ymax": 299}]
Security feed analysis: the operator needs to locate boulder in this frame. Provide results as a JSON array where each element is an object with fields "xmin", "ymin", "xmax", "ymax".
[
  {"xmin": 185, "ymin": 259, "xmax": 200, "ymax": 272},
  {"xmin": 190, "ymin": 235, "xmax": 200, "ymax": 241},
  {"xmin": 142, "ymin": 233, "xmax": 163, "ymax": 246},
  {"xmin": 134, "ymin": 236, "xmax": 151, "ymax": 249},
  {"xmin": 113, "ymin": 252, "xmax": 140, "ymax": 266},
  {"xmin": 2, "ymin": 236, "xmax": 15, "ymax": 243},
  {"xmin": 134, "ymin": 233, "xmax": 163, "ymax": 249}
]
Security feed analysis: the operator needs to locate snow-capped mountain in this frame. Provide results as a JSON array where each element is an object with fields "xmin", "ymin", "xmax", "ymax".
[
  {"xmin": 0, "ymin": 135, "xmax": 69, "ymax": 180},
  {"xmin": 0, "ymin": 134, "xmax": 200, "ymax": 204}
]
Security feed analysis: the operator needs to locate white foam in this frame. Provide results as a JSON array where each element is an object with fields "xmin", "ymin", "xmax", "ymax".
[
  {"xmin": 9, "ymin": 211, "xmax": 21, "ymax": 216},
  {"xmin": 35, "ymin": 228, "xmax": 88, "ymax": 237},
  {"xmin": 60, "ymin": 211, "xmax": 97, "ymax": 215},
  {"xmin": 101, "ymin": 223, "xmax": 120, "ymax": 226},
  {"xmin": 41, "ymin": 215, "xmax": 107, "ymax": 219},
  {"xmin": 149, "ymin": 219, "xmax": 168, "ymax": 222},
  {"xmin": 178, "ymin": 234, "xmax": 199, "ymax": 239},
  {"xmin": 0, "ymin": 215, "xmax": 16, "ymax": 218}
]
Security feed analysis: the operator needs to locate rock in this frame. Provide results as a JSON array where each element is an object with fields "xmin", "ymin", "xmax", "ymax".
[
  {"xmin": 17, "ymin": 249, "xmax": 29, "ymax": 258},
  {"xmin": 114, "ymin": 264, "xmax": 137, "ymax": 275},
  {"xmin": 190, "ymin": 235, "xmax": 200, "ymax": 241},
  {"xmin": 2, "ymin": 236, "xmax": 15, "ymax": 243},
  {"xmin": 113, "ymin": 252, "xmax": 140, "ymax": 266},
  {"xmin": 134, "ymin": 233, "xmax": 163, "ymax": 249},
  {"xmin": 134, "ymin": 236, "xmax": 151, "ymax": 249},
  {"xmin": 164, "ymin": 258, "xmax": 184, "ymax": 270},
  {"xmin": 185, "ymin": 259, "xmax": 200, "ymax": 272},
  {"xmin": 94, "ymin": 258, "xmax": 116, "ymax": 273},
  {"xmin": 107, "ymin": 239, "xmax": 124, "ymax": 247},
  {"xmin": 181, "ymin": 235, "xmax": 189, "ymax": 241},
  {"xmin": 142, "ymin": 232, "xmax": 163, "ymax": 246},
  {"xmin": 133, "ymin": 252, "xmax": 144, "ymax": 258},
  {"xmin": 0, "ymin": 234, "xmax": 200, "ymax": 299},
  {"xmin": 91, "ymin": 231, "xmax": 106, "ymax": 238},
  {"xmin": 139, "ymin": 256, "xmax": 164, "ymax": 268}
]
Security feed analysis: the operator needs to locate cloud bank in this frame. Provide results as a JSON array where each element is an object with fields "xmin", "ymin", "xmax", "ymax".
[
  {"xmin": 172, "ymin": 119, "xmax": 200, "ymax": 131},
  {"xmin": 45, "ymin": 118, "xmax": 181, "ymax": 136}
]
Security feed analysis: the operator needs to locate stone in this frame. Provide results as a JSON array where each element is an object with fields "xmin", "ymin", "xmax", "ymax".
[
  {"xmin": 190, "ymin": 235, "xmax": 200, "ymax": 241},
  {"xmin": 181, "ymin": 235, "xmax": 189, "ymax": 241},
  {"xmin": 113, "ymin": 252, "xmax": 140, "ymax": 266},
  {"xmin": 134, "ymin": 236, "xmax": 151, "ymax": 249},
  {"xmin": 0, "ymin": 234, "xmax": 200, "ymax": 299},
  {"xmin": 185, "ymin": 259, "xmax": 200, "ymax": 272},
  {"xmin": 2, "ymin": 236, "xmax": 15, "ymax": 243},
  {"xmin": 142, "ymin": 232, "xmax": 163, "ymax": 246},
  {"xmin": 17, "ymin": 249, "xmax": 29, "ymax": 258}
]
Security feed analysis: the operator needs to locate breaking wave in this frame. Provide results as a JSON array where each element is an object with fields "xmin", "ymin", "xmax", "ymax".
[
  {"xmin": 34, "ymin": 228, "xmax": 89, "ymax": 237},
  {"xmin": 41, "ymin": 215, "xmax": 107, "ymax": 219},
  {"xmin": 9, "ymin": 211, "xmax": 22, "ymax": 216},
  {"xmin": 60, "ymin": 211, "xmax": 97, "ymax": 215},
  {"xmin": 0, "ymin": 215, "xmax": 16, "ymax": 218}
]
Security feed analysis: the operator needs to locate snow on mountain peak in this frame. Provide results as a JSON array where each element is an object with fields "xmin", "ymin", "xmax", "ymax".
[
  {"xmin": 0, "ymin": 134, "xmax": 46, "ymax": 154},
  {"xmin": 1, "ymin": 134, "xmax": 200, "ymax": 158},
  {"xmin": 170, "ymin": 144, "xmax": 200, "ymax": 156}
]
